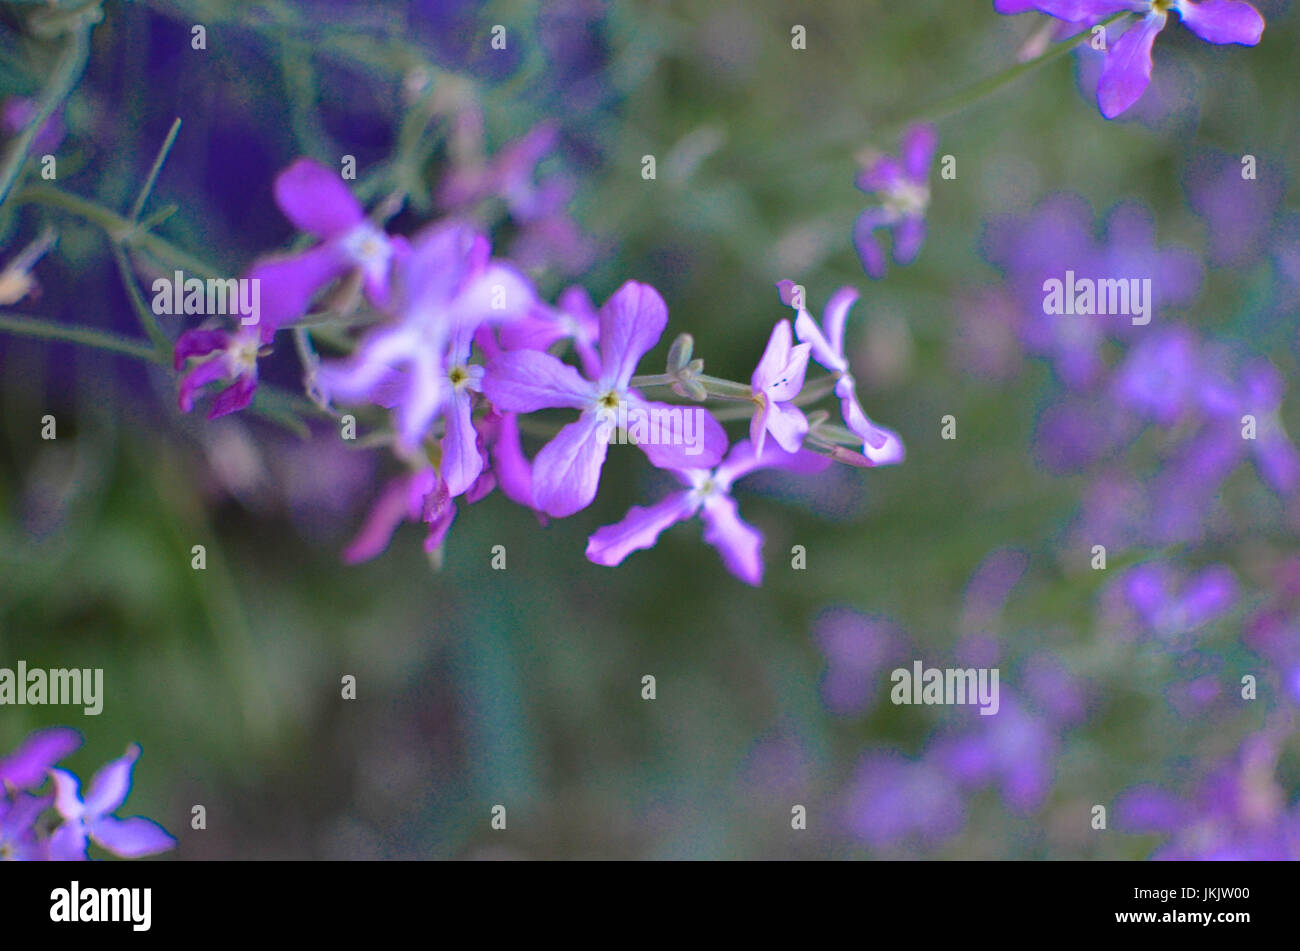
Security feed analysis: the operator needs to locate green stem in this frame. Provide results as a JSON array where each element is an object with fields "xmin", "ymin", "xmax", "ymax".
[
  {"xmin": 129, "ymin": 117, "xmax": 182, "ymax": 222},
  {"xmin": 15, "ymin": 183, "xmax": 226, "ymax": 279},
  {"xmin": 874, "ymin": 12, "xmax": 1129, "ymax": 139},
  {"xmin": 0, "ymin": 310, "xmax": 161, "ymax": 363},
  {"xmin": 0, "ymin": 24, "xmax": 91, "ymax": 206}
]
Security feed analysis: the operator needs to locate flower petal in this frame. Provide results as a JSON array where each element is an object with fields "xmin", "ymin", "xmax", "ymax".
[
  {"xmin": 700, "ymin": 494, "xmax": 764, "ymax": 586},
  {"xmin": 632, "ymin": 400, "xmax": 728, "ymax": 469},
  {"xmin": 1175, "ymin": 0, "xmax": 1264, "ymax": 45},
  {"xmin": 899, "ymin": 124, "xmax": 938, "ymax": 181},
  {"xmin": 532, "ymin": 414, "xmax": 610, "ymax": 517},
  {"xmin": 0, "ymin": 727, "xmax": 81, "ymax": 789},
  {"xmin": 483, "ymin": 349, "xmax": 596, "ymax": 413},
  {"xmin": 273, "ymin": 158, "xmax": 365, "ymax": 238},
  {"xmin": 853, "ymin": 208, "xmax": 891, "ymax": 279},
  {"xmin": 88, "ymin": 815, "xmax": 176, "ymax": 858},
  {"xmin": 207, "ymin": 373, "xmax": 258, "ymax": 420},
  {"xmin": 1097, "ymin": 13, "xmax": 1167, "ymax": 119},
  {"xmin": 343, "ymin": 475, "xmax": 417, "ymax": 564},
  {"xmin": 764, "ymin": 399, "xmax": 810, "ymax": 453},
  {"xmin": 598, "ymin": 280, "xmax": 668, "ymax": 388},
  {"xmin": 441, "ymin": 390, "xmax": 484, "ymax": 497},
  {"xmin": 246, "ymin": 244, "xmax": 351, "ymax": 342},
  {"xmin": 585, "ymin": 491, "xmax": 698, "ymax": 566},
  {"xmin": 892, "ymin": 214, "xmax": 927, "ymax": 266},
  {"xmin": 83, "ymin": 744, "xmax": 139, "ymax": 818}
]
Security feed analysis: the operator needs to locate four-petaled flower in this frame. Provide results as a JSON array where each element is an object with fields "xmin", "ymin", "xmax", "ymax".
[
  {"xmin": 853, "ymin": 124, "xmax": 937, "ymax": 279},
  {"xmin": 586, "ymin": 439, "xmax": 830, "ymax": 586},
  {"xmin": 48, "ymin": 745, "xmax": 176, "ymax": 860},
  {"xmin": 483, "ymin": 280, "xmax": 727, "ymax": 517}
]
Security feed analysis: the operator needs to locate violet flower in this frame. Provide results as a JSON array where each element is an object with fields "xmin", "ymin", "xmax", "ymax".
[
  {"xmin": 0, "ymin": 792, "xmax": 50, "ymax": 861},
  {"xmin": 1121, "ymin": 561, "xmax": 1238, "ymax": 641},
  {"xmin": 586, "ymin": 439, "xmax": 829, "ymax": 586},
  {"xmin": 852, "ymin": 124, "xmax": 937, "ymax": 279},
  {"xmin": 247, "ymin": 158, "xmax": 400, "ymax": 342},
  {"xmin": 497, "ymin": 285, "xmax": 602, "ymax": 380},
  {"xmin": 749, "ymin": 319, "xmax": 811, "ymax": 455},
  {"xmin": 999, "ymin": 2, "xmax": 1265, "ymax": 119},
  {"xmin": 48, "ymin": 745, "xmax": 175, "ymax": 860},
  {"xmin": 482, "ymin": 280, "xmax": 727, "ymax": 517},
  {"xmin": 174, "ymin": 324, "xmax": 264, "ymax": 419},
  {"xmin": 343, "ymin": 465, "xmax": 455, "ymax": 563},
  {"xmin": 317, "ymin": 221, "xmax": 535, "ymax": 453},
  {"xmin": 780, "ymin": 281, "xmax": 905, "ymax": 465}
]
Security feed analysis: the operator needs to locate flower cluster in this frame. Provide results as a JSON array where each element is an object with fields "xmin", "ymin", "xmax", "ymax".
[
  {"xmin": 0, "ymin": 728, "xmax": 175, "ymax": 861},
  {"xmin": 174, "ymin": 146, "xmax": 905, "ymax": 585}
]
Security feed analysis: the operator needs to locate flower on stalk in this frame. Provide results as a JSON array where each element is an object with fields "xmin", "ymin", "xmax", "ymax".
[
  {"xmin": 586, "ymin": 439, "xmax": 829, "ymax": 586},
  {"xmin": 852, "ymin": 124, "xmax": 937, "ymax": 279},
  {"xmin": 779, "ymin": 281, "xmax": 905, "ymax": 465},
  {"xmin": 996, "ymin": 2, "xmax": 1265, "ymax": 119},
  {"xmin": 483, "ymin": 280, "xmax": 727, "ymax": 517}
]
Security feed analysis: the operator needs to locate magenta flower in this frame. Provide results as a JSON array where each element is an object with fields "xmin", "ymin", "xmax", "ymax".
[
  {"xmin": 247, "ymin": 158, "xmax": 400, "ymax": 341},
  {"xmin": 999, "ymin": 2, "xmax": 1265, "ymax": 119},
  {"xmin": 0, "ymin": 727, "xmax": 80, "ymax": 790},
  {"xmin": 780, "ymin": 281, "xmax": 905, "ymax": 466},
  {"xmin": 48, "ymin": 745, "xmax": 175, "ymax": 860},
  {"xmin": 173, "ymin": 324, "xmax": 264, "ymax": 419},
  {"xmin": 317, "ymin": 222, "xmax": 535, "ymax": 453},
  {"xmin": 853, "ymin": 124, "xmax": 937, "ymax": 279},
  {"xmin": 483, "ymin": 280, "xmax": 727, "ymax": 517},
  {"xmin": 586, "ymin": 439, "xmax": 829, "ymax": 586},
  {"xmin": 749, "ymin": 319, "xmax": 811, "ymax": 454}
]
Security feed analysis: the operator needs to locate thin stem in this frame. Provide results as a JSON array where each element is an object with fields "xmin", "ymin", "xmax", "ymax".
[
  {"xmin": 0, "ymin": 310, "xmax": 161, "ymax": 364},
  {"xmin": 0, "ymin": 24, "xmax": 92, "ymax": 206},
  {"xmin": 129, "ymin": 117, "xmax": 183, "ymax": 221},
  {"xmin": 874, "ymin": 12, "xmax": 1129, "ymax": 139},
  {"xmin": 16, "ymin": 183, "xmax": 226, "ymax": 279}
]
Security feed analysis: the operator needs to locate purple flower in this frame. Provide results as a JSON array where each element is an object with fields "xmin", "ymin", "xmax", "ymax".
[
  {"xmin": 1121, "ymin": 561, "xmax": 1238, "ymax": 641},
  {"xmin": 1112, "ymin": 326, "xmax": 1200, "ymax": 424},
  {"xmin": 1000, "ymin": 2, "xmax": 1265, "ymax": 119},
  {"xmin": 931, "ymin": 695, "xmax": 1060, "ymax": 815},
  {"xmin": 318, "ymin": 222, "xmax": 535, "ymax": 455},
  {"xmin": 852, "ymin": 124, "xmax": 937, "ymax": 278},
  {"xmin": 49, "ymin": 745, "xmax": 175, "ymax": 860},
  {"xmin": 781, "ymin": 281, "xmax": 905, "ymax": 465},
  {"xmin": 247, "ymin": 158, "xmax": 401, "ymax": 342},
  {"xmin": 174, "ymin": 324, "xmax": 264, "ymax": 419},
  {"xmin": 497, "ymin": 285, "xmax": 601, "ymax": 379},
  {"xmin": 482, "ymin": 280, "xmax": 727, "ymax": 517},
  {"xmin": 813, "ymin": 608, "xmax": 908, "ymax": 716},
  {"xmin": 0, "ymin": 727, "xmax": 80, "ymax": 790},
  {"xmin": 586, "ymin": 439, "xmax": 829, "ymax": 586},
  {"xmin": 842, "ymin": 751, "xmax": 966, "ymax": 852},
  {"xmin": 749, "ymin": 320, "xmax": 811, "ymax": 454}
]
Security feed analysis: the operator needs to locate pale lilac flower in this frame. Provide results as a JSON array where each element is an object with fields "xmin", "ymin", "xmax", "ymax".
[
  {"xmin": 0, "ymin": 727, "xmax": 80, "ymax": 790},
  {"xmin": 318, "ymin": 222, "xmax": 535, "ymax": 453},
  {"xmin": 1121, "ymin": 561, "xmax": 1238, "ymax": 641},
  {"xmin": 483, "ymin": 280, "xmax": 727, "ymax": 517},
  {"xmin": 998, "ymin": 2, "xmax": 1265, "ymax": 119},
  {"xmin": 174, "ymin": 324, "xmax": 264, "ymax": 419},
  {"xmin": 780, "ymin": 281, "xmax": 905, "ymax": 465},
  {"xmin": 247, "ymin": 158, "xmax": 401, "ymax": 341},
  {"xmin": 749, "ymin": 319, "xmax": 811, "ymax": 455},
  {"xmin": 1112, "ymin": 326, "xmax": 1200, "ymax": 425},
  {"xmin": 586, "ymin": 439, "xmax": 829, "ymax": 586},
  {"xmin": 931, "ymin": 695, "xmax": 1060, "ymax": 815},
  {"xmin": 48, "ymin": 745, "xmax": 175, "ymax": 860},
  {"xmin": 813, "ymin": 608, "xmax": 908, "ymax": 716},
  {"xmin": 852, "ymin": 124, "xmax": 937, "ymax": 279}
]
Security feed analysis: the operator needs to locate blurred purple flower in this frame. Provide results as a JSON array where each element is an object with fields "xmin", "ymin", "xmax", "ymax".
[
  {"xmin": 931, "ymin": 695, "xmax": 1060, "ymax": 815},
  {"xmin": 842, "ymin": 751, "xmax": 966, "ymax": 852},
  {"xmin": 813, "ymin": 608, "xmax": 909, "ymax": 716},
  {"xmin": 1121, "ymin": 561, "xmax": 1238, "ymax": 641},
  {"xmin": 0, "ymin": 727, "xmax": 80, "ymax": 790},
  {"xmin": 174, "ymin": 324, "xmax": 263, "ymax": 419},
  {"xmin": 852, "ymin": 124, "xmax": 937, "ymax": 279}
]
